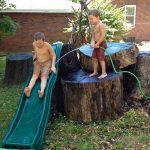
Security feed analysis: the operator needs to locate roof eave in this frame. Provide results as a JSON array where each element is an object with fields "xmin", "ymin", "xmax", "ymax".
[{"xmin": 0, "ymin": 9, "xmax": 74, "ymax": 13}]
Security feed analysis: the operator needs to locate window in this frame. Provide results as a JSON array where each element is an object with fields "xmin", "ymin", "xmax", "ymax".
[{"xmin": 124, "ymin": 5, "xmax": 136, "ymax": 28}]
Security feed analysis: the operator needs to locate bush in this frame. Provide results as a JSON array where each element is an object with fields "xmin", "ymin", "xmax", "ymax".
[
  {"xmin": 65, "ymin": 0, "xmax": 130, "ymax": 46},
  {"xmin": 91, "ymin": 0, "xmax": 129, "ymax": 41},
  {"xmin": 0, "ymin": 0, "xmax": 19, "ymax": 42},
  {"xmin": 0, "ymin": 15, "xmax": 20, "ymax": 41}
]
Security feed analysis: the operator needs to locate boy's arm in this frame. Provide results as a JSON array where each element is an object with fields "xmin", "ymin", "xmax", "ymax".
[
  {"xmin": 91, "ymin": 32, "xmax": 94, "ymax": 45},
  {"xmin": 32, "ymin": 42, "xmax": 37, "ymax": 61},
  {"xmin": 96, "ymin": 23, "xmax": 106, "ymax": 46},
  {"xmin": 90, "ymin": 26, "xmax": 95, "ymax": 47},
  {"xmin": 49, "ymin": 46, "xmax": 56, "ymax": 67},
  {"xmin": 48, "ymin": 44, "xmax": 56, "ymax": 74}
]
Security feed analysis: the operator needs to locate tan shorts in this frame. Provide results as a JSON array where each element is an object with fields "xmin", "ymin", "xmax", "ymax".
[{"xmin": 33, "ymin": 60, "xmax": 51, "ymax": 78}]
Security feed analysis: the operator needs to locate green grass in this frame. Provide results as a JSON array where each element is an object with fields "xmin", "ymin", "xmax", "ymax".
[
  {"xmin": 0, "ymin": 56, "xmax": 150, "ymax": 149},
  {"xmin": 0, "ymin": 56, "xmax": 6, "ymax": 76},
  {"xmin": 0, "ymin": 56, "xmax": 22, "ymax": 146},
  {"xmin": 43, "ymin": 110, "xmax": 150, "ymax": 149}
]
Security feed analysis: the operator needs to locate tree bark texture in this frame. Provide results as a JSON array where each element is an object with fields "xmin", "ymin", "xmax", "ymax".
[
  {"xmin": 4, "ymin": 53, "xmax": 33, "ymax": 84},
  {"xmin": 131, "ymin": 53, "xmax": 150, "ymax": 100},
  {"xmin": 61, "ymin": 69, "xmax": 123, "ymax": 123}
]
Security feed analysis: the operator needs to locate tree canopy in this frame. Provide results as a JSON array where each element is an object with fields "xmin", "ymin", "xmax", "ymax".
[
  {"xmin": 0, "ymin": 0, "xmax": 15, "ymax": 10},
  {"xmin": 65, "ymin": 0, "xmax": 129, "ymax": 47},
  {"xmin": 0, "ymin": 0, "xmax": 19, "ymax": 42}
]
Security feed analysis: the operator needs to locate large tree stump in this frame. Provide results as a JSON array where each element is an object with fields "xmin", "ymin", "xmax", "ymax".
[
  {"xmin": 131, "ymin": 52, "xmax": 150, "ymax": 100},
  {"xmin": 61, "ymin": 69, "xmax": 123, "ymax": 123},
  {"xmin": 4, "ymin": 53, "xmax": 33, "ymax": 84},
  {"xmin": 79, "ymin": 42, "xmax": 139, "ymax": 73}
]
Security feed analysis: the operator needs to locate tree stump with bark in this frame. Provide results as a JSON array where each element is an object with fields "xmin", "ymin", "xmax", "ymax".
[
  {"xmin": 131, "ymin": 52, "xmax": 150, "ymax": 100},
  {"xmin": 60, "ymin": 42, "xmax": 140, "ymax": 122},
  {"xmin": 4, "ymin": 53, "xmax": 33, "ymax": 84},
  {"xmin": 60, "ymin": 44, "xmax": 125, "ymax": 122},
  {"xmin": 79, "ymin": 42, "xmax": 139, "ymax": 73},
  {"xmin": 61, "ymin": 69, "xmax": 123, "ymax": 123}
]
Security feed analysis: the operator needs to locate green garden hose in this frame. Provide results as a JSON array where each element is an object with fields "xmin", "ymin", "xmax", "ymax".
[
  {"xmin": 56, "ymin": 44, "xmax": 150, "ymax": 99},
  {"xmin": 103, "ymin": 46, "xmax": 150, "ymax": 99}
]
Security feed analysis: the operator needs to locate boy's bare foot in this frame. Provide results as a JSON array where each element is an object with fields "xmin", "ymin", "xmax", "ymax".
[
  {"xmin": 24, "ymin": 87, "xmax": 31, "ymax": 97},
  {"xmin": 98, "ymin": 74, "xmax": 107, "ymax": 79},
  {"xmin": 89, "ymin": 72, "xmax": 98, "ymax": 77},
  {"xmin": 38, "ymin": 90, "xmax": 44, "ymax": 98}
]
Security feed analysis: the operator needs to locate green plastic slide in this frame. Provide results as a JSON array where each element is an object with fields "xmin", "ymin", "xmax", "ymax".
[{"xmin": 2, "ymin": 42, "xmax": 63, "ymax": 149}]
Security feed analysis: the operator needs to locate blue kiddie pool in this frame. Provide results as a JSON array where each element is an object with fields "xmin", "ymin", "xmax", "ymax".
[
  {"xmin": 79, "ymin": 42, "xmax": 136, "ymax": 72},
  {"xmin": 79, "ymin": 42, "xmax": 133, "ymax": 57}
]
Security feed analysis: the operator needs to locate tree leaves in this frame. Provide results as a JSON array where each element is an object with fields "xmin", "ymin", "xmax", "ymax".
[
  {"xmin": 0, "ymin": 0, "xmax": 19, "ymax": 42},
  {"xmin": 0, "ymin": 15, "xmax": 20, "ymax": 41},
  {"xmin": 0, "ymin": 0, "xmax": 16, "ymax": 10},
  {"xmin": 65, "ymin": 0, "xmax": 130, "ymax": 46}
]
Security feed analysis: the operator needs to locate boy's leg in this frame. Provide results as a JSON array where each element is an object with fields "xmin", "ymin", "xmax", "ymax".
[
  {"xmin": 89, "ymin": 59, "xmax": 98, "ymax": 77},
  {"xmin": 100, "ymin": 60, "xmax": 106, "ymax": 75},
  {"xmin": 24, "ymin": 74, "xmax": 39, "ymax": 97},
  {"xmin": 98, "ymin": 60, "xmax": 107, "ymax": 79},
  {"xmin": 28, "ymin": 74, "xmax": 39, "ymax": 89},
  {"xmin": 38, "ymin": 76, "xmax": 48, "ymax": 98},
  {"xmin": 24, "ymin": 61, "xmax": 40, "ymax": 97},
  {"xmin": 38, "ymin": 61, "xmax": 51, "ymax": 98}
]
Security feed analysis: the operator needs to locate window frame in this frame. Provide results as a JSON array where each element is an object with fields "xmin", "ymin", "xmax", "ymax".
[{"xmin": 124, "ymin": 5, "xmax": 136, "ymax": 28}]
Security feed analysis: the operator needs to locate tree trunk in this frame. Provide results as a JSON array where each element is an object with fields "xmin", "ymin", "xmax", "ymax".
[
  {"xmin": 131, "ymin": 53, "xmax": 150, "ymax": 100},
  {"xmin": 4, "ymin": 53, "xmax": 33, "ymax": 84},
  {"xmin": 79, "ymin": 42, "xmax": 139, "ymax": 73},
  {"xmin": 61, "ymin": 69, "xmax": 123, "ymax": 123}
]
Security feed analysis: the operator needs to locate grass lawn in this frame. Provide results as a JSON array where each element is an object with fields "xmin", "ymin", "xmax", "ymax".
[
  {"xmin": 0, "ymin": 56, "xmax": 150, "ymax": 149},
  {"xmin": 43, "ymin": 110, "xmax": 150, "ymax": 149},
  {"xmin": 0, "ymin": 56, "xmax": 22, "ymax": 146}
]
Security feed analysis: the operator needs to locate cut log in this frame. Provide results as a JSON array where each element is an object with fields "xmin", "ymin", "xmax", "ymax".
[
  {"xmin": 79, "ymin": 42, "xmax": 139, "ymax": 73},
  {"xmin": 131, "ymin": 52, "xmax": 150, "ymax": 100},
  {"xmin": 61, "ymin": 69, "xmax": 123, "ymax": 123},
  {"xmin": 4, "ymin": 53, "xmax": 33, "ymax": 84}
]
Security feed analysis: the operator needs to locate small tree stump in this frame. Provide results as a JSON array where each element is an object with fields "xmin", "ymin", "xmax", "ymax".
[
  {"xmin": 79, "ymin": 42, "xmax": 139, "ymax": 73},
  {"xmin": 4, "ymin": 53, "xmax": 33, "ymax": 84},
  {"xmin": 131, "ymin": 53, "xmax": 150, "ymax": 100},
  {"xmin": 61, "ymin": 69, "xmax": 123, "ymax": 123}
]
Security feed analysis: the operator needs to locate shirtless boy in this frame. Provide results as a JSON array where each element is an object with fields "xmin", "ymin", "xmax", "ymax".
[
  {"xmin": 88, "ymin": 9, "xmax": 107, "ymax": 79},
  {"xmin": 24, "ymin": 32, "xmax": 56, "ymax": 98}
]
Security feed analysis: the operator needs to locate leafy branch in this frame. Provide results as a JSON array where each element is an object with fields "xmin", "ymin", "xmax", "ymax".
[{"xmin": 65, "ymin": 0, "xmax": 130, "ymax": 47}]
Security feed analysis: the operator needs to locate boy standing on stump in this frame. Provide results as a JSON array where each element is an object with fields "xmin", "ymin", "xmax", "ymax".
[
  {"xmin": 24, "ymin": 32, "xmax": 56, "ymax": 98},
  {"xmin": 88, "ymin": 9, "xmax": 107, "ymax": 79}
]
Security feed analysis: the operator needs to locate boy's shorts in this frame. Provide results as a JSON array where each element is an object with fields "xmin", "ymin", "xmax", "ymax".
[
  {"xmin": 33, "ymin": 60, "xmax": 51, "ymax": 78},
  {"xmin": 92, "ymin": 41, "xmax": 107, "ymax": 60}
]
